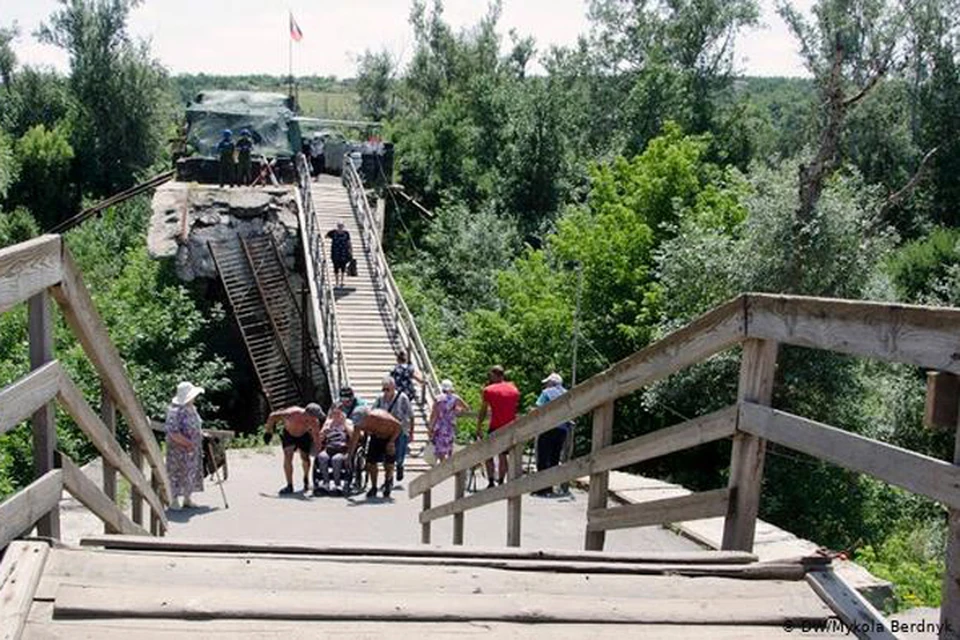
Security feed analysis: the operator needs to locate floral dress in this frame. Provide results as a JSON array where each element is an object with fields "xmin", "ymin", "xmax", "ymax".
[
  {"xmin": 432, "ymin": 392, "xmax": 460, "ymax": 459},
  {"xmin": 164, "ymin": 404, "xmax": 204, "ymax": 498}
]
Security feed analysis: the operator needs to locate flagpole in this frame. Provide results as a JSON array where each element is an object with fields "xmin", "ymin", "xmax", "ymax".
[{"xmin": 288, "ymin": 12, "xmax": 293, "ymax": 98}]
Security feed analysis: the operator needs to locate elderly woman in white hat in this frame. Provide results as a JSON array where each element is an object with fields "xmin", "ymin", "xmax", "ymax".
[
  {"xmin": 427, "ymin": 379, "xmax": 469, "ymax": 463},
  {"xmin": 164, "ymin": 381, "xmax": 205, "ymax": 509}
]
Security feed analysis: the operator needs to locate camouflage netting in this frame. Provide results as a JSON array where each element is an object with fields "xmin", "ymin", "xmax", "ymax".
[{"xmin": 186, "ymin": 91, "xmax": 302, "ymax": 159}]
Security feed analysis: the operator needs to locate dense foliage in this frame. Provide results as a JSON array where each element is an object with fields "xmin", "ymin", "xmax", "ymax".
[{"xmin": 369, "ymin": 0, "xmax": 960, "ymax": 610}]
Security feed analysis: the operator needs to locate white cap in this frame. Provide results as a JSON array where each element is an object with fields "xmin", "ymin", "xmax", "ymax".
[
  {"xmin": 542, "ymin": 372, "xmax": 563, "ymax": 386},
  {"xmin": 441, "ymin": 379, "xmax": 454, "ymax": 392},
  {"xmin": 171, "ymin": 381, "xmax": 204, "ymax": 406}
]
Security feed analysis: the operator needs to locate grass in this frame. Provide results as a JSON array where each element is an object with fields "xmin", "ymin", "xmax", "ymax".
[{"xmin": 297, "ymin": 90, "xmax": 361, "ymax": 120}]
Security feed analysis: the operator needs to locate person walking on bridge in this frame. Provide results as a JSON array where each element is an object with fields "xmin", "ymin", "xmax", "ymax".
[
  {"xmin": 532, "ymin": 372, "xmax": 570, "ymax": 497},
  {"xmin": 236, "ymin": 129, "xmax": 254, "ymax": 186},
  {"xmin": 164, "ymin": 382, "xmax": 205, "ymax": 510},
  {"xmin": 375, "ymin": 376, "xmax": 413, "ymax": 483},
  {"xmin": 476, "ymin": 366, "xmax": 520, "ymax": 488},
  {"xmin": 428, "ymin": 379, "xmax": 469, "ymax": 463},
  {"xmin": 263, "ymin": 403, "xmax": 325, "ymax": 495},
  {"xmin": 347, "ymin": 406, "xmax": 402, "ymax": 499},
  {"xmin": 216, "ymin": 129, "xmax": 236, "ymax": 187},
  {"xmin": 326, "ymin": 221, "xmax": 352, "ymax": 288}
]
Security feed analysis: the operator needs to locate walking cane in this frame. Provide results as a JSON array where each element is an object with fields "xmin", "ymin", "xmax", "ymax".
[{"xmin": 206, "ymin": 439, "xmax": 229, "ymax": 509}]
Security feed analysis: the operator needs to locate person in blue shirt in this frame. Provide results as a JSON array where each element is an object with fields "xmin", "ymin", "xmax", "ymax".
[
  {"xmin": 532, "ymin": 372, "xmax": 570, "ymax": 497},
  {"xmin": 216, "ymin": 129, "xmax": 236, "ymax": 187}
]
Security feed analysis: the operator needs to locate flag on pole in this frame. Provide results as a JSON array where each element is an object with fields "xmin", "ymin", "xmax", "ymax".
[{"xmin": 289, "ymin": 12, "xmax": 303, "ymax": 42}]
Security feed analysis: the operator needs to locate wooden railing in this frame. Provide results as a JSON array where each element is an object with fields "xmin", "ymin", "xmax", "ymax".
[
  {"xmin": 409, "ymin": 293, "xmax": 960, "ymax": 633},
  {"xmin": 295, "ymin": 153, "xmax": 348, "ymax": 397},
  {"xmin": 342, "ymin": 160, "xmax": 442, "ymax": 404},
  {"xmin": 0, "ymin": 235, "xmax": 170, "ymax": 549}
]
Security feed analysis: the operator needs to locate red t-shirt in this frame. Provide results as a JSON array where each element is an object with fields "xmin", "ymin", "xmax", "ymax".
[{"xmin": 483, "ymin": 382, "xmax": 520, "ymax": 431}]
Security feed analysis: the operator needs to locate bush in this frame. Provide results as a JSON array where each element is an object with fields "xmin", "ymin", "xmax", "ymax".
[{"xmin": 856, "ymin": 522, "xmax": 946, "ymax": 611}]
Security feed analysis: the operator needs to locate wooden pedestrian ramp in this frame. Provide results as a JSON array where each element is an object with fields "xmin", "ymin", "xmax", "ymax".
[{"xmin": 5, "ymin": 537, "xmax": 862, "ymax": 638}]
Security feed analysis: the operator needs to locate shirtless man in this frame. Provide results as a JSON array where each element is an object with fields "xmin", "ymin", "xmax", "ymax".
[
  {"xmin": 347, "ymin": 406, "xmax": 401, "ymax": 499},
  {"xmin": 264, "ymin": 403, "xmax": 325, "ymax": 494}
]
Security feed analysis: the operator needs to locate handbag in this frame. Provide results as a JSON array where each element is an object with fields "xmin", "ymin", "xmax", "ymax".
[
  {"xmin": 423, "ymin": 442, "xmax": 437, "ymax": 466},
  {"xmin": 347, "ymin": 258, "xmax": 358, "ymax": 277}
]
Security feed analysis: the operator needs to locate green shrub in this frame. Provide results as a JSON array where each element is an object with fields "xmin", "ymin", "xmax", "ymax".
[{"xmin": 856, "ymin": 522, "xmax": 946, "ymax": 611}]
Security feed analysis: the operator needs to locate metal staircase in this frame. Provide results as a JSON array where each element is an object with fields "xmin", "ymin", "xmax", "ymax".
[{"xmin": 210, "ymin": 235, "xmax": 319, "ymax": 411}]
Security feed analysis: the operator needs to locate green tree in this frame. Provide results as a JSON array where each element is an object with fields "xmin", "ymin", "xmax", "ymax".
[
  {"xmin": 0, "ymin": 23, "xmax": 17, "ymax": 89},
  {"xmin": 9, "ymin": 124, "xmax": 76, "ymax": 229},
  {"xmin": 38, "ymin": 0, "xmax": 171, "ymax": 196},
  {"xmin": 356, "ymin": 50, "xmax": 395, "ymax": 121}
]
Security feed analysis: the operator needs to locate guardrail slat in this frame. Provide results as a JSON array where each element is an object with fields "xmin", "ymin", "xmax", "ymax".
[
  {"xmin": 0, "ymin": 235, "xmax": 61, "ymax": 315},
  {"xmin": 0, "ymin": 361, "xmax": 61, "ymax": 436},
  {"xmin": 57, "ymin": 451, "xmax": 149, "ymax": 537},
  {"xmin": 0, "ymin": 470, "xmax": 62, "ymax": 549},
  {"xmin": 587, "ymin": 489, "xmax": 731, "ymax": 533}
]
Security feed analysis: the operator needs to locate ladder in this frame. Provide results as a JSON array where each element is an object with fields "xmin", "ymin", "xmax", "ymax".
[{"xmin": 210, "ymin": 235, "xmax": 312, "ymax": 411}]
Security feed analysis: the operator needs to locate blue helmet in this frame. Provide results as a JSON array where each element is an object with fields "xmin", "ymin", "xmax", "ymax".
[
  {"xmin": 240, "ymin": 129, "xmax": 251, "ymax": 137},
  {"xmin": 222, "ymin": 129, "xmax": 232, "ymax": 138}
]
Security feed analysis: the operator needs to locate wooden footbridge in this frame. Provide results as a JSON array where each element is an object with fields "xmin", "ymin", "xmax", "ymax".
[{"xmin": 3, "ymin": 162, "xmax": 960, "ymax": 637}]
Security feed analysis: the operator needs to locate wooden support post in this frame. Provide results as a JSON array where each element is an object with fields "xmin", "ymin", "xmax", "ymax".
[
  {"xmin": 130, "ymin": 445, "xmax": 144, "ymax": 526},
  {"xmin": 585, "ymin": 401, "xmax": 614, "ymax": 551},
  {"xmin": 100, "ymin": 385, "xmax": 118, "ymax": 534},
  {"xmin": 28, "ymin": 291, "xmax": 60, "ymax": 539},
  {"xmin": 722, "ymin": 339, "xmax": 778, "ymax": 552},
  {"xmin": 506, "ymin": 444, "xmax": 522, "ymax": 547},
  {"xmin": 934, "ymin": 372, "xmax": 960, "ymax": 640},
  {"xmin": 421, "ymin": 490, "xmax": 432, "ymax": 544},
  {"xmin": 150, "ymin": 471, "xmax": 162, "ymax": 536},
  {"xmin": 453, "ymin": 470, "xmax": 466, "ymax": 545}
]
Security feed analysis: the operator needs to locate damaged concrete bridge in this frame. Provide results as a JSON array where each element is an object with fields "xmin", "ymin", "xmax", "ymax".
[{"xmin": 3, "ymin": 153, "xmax": 960, "ymax": 637}]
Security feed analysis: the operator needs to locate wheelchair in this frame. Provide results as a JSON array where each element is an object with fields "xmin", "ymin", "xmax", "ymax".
[{"xmin": 312, "ymin": 435, "xmax": 368, "ymax": 496}]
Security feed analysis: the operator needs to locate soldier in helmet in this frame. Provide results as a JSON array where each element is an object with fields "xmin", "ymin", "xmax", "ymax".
[
  {"xmin": 236, "ymin": 129, "xmax": 254, "ymax": 185},
  {"xmin": 217, "ymin": 129, "xmax": 236, "ymax": 187}
]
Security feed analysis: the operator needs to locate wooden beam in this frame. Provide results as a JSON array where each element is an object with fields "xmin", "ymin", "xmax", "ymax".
[
  {"xmin": 806, "ymin": 570, "xmax": 896, "ymax": 639},
  {"xmin": 588, "ymin": 489, "xmax": 730, "ymax": 533},
  {"xmin": 409, "ymin": 297, "xmax": 746, "ymax": 497},
  {"xmin": 0, "ymin": 235, "xmax": 61, "ymax": 315},
  {"xmin": 77, "ymin": 535, "xmax": 758, "ymax": 565},
  {"xmin": 746, "ymin": 293, "xmax": 960, "ymax": 374},
  {"xmin": 55, "ymin": 451, "xmax": 148, "ymax": 537},
  {"xmin": 56, "ymin": 370, "xmax": 167, "ymax": 528},
  {"xmin": 453, "ymin": 470, "xmax": 465, "ymax": 545},
  {"xmin": 739, "ymin": 402, "xmax": 960, "ymax": 511},
  {"xmin": 0, "ymin": 361, "xmax": 61, "ymax": 436},
  {"xmin": 925, "ymin": 371, "xmax": 959, "ymax": 431},
  {"xmin": 585, "ymin": 401, "xmax": 614, "ymax": 551},
  {"xmin": 49, "ymin": 245, "xmax": 170, "ymax": 503},
  {"xmin": 28, "ymin": 291, "xmax": 59, "ymax": 540},
  {"xmin": 0, "ymin": 541, "xmax": 50, "ymax": 640},
  {"xmin": 100, "ymin": 385, "xmax": 118, "ymax": 534},
  {"xmin": 130, "ymin": 446, "xmax": 144, "ymax": 526},
  {"xmin": 941, "ymin": 374, "xmax": 960, "ymax": 640},
  {"xmin": 0, "ymin": 471, "xmax": 62, "ymax": 549},
  {"xmin": 420, "ymin": 406, "xmax": 737, "ymax": 524},
  {"xmin": 52, "ymin": 582, "xmax": 830, "ymax": 624},
  {"xmin": 420, "ymin": 490, "xmax": 431, "ymax": 545},
  {"xmin": 722, "ymin": 339, "xmax": 777, "ymax": 552},
  {"xmin": 506, "ymin": 445, "xmax": 522, "ymax": 547}
]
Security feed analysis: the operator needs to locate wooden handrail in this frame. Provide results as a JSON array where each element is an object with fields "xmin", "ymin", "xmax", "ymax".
[
  {"xmin": 0, "ymin": 235, "xmax": 62, "ymax": 315},
  {"xmin": 0, "ymin": 233, "xmax": 170, "ymax": 548},
  {"xmin": 50, "ymin": 245, "xmax": 171, "ymax": 503},
  {"xmin": 0, "ymin": 470, "xmax": 62, "ymax": 549},
  {"xmin": 408, "ymin": 296, "xmax": 746, "ymax": 497}
]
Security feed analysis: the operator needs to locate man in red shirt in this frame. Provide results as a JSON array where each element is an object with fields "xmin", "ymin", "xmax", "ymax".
[{"xmin": 476, "ymin": 365, "xmax": 520, "ymax": 488}]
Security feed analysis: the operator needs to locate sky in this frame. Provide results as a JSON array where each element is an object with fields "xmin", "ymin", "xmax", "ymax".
[{"xmin": 0, "ymin": 0, "xmax": 814, "ymax": 79}]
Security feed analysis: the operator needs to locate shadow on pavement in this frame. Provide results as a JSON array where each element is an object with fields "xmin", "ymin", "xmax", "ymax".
[{"xmin": 165, "ymin": 505, "xmax": 217, "ymax": 522}]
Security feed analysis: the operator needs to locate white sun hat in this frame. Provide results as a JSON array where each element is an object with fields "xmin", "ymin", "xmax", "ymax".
[
  {"xmin": 441, "ymin": 379, "xmax": 455, "ymax": 392},
  {"xmin": 171, "ymin": 381, "xmax": 204, "ymax": 406},
  {"xmin": 542, "ymin": 372, "xmax": 563, "ymax": 386}
]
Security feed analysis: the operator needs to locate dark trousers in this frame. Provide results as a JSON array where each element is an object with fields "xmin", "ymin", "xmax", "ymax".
[{"xmin": 536, "ymin": 427, "xmax": 568, "ymax": 472}]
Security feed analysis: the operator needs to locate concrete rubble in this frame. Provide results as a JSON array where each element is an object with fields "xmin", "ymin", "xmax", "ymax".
[{"xmin": 148, "ymin": 182, "xmax": 300, "ymax": 281}]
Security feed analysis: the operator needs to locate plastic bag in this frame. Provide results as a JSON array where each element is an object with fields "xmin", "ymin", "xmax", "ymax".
[{"xmin": 423, "ymin": 442, "xmax": 437, "ymax": 466}]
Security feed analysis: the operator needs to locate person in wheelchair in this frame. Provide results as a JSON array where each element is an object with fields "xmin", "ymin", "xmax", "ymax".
[{"xmin": 313, "ymin": 404, "xmax": 354, "ymax": 496}]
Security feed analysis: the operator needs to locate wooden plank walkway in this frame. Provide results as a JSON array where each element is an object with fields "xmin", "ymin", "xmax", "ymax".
[
  {"xmin": 311, "ymin": 176, "xmax": 430, "ymax": 466},
  {"xmin": 10, "ymin": 538, "xmax": 848, "ymax": 638}
]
